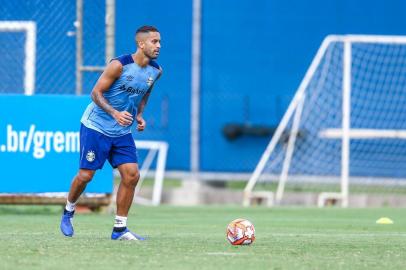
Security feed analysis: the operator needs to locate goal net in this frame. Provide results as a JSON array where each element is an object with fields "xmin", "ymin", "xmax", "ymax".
[
  {"xmin": 0, "ymin": 21, "xmax": 36, "ymax": 95},
  {"xmin": 244, "ymin": 35, "xmax": 406, "ymax": 207}
]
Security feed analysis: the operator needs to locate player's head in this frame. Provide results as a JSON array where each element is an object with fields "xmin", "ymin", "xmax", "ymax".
[{"xmin": 135, "ymin": 25, "xmax": 161, "ymax": 59}]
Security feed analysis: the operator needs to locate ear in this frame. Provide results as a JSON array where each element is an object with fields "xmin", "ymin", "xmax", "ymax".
[{"xmin": 138, "ymin": 40, "xmax": 145, "ymax": 49}]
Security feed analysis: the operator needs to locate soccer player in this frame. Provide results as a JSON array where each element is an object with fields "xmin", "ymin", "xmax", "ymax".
[{"xmin": 60, "ymin": 25, "xmax": 162, "ymax": 240}]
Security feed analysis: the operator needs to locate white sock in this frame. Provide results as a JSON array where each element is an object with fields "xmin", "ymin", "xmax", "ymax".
[
  {"xmin": 114, "ymin": 215, "xmax": 127, "ymax": 228},
  {"xmin": 65, "ymin": 200, "xmax": 76, "ymax": 212}
]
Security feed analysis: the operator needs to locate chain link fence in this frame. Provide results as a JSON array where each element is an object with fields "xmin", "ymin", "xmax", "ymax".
[{"xmin": 0, "ymin": 0, "xmax": 108, "ymax": 95}]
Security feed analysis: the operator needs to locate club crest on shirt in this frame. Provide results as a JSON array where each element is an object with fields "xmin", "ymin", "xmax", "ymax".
[
  {"xmin": 126, "ymin": 75, "xmax": 134, "ymax": 81},
  {"xmin": 86, "ymin": 150, "xmax": 95, "ymax": 162},
  {"xmin": 146, "ymin": 76, "xmax": 154, "ymax": 87}
]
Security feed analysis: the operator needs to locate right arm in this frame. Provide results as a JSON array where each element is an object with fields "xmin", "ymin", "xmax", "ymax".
[{"xmin": 90, "ymin": 60, "xmax": 133, "ymax": 126}]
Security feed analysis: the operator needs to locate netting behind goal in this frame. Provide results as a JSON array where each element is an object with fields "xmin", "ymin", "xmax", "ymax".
[{"xmin": 244, "ymin": 35, "xmax": 406, "ymax": 207}]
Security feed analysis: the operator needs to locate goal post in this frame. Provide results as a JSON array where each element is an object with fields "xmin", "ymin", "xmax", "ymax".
[
  {"xmin": 0, "ymin": 21, "xmax": 36, "ymax": 95},
  {"xmin": 244, "ymin": 35, "xmax": 406, "ymax": 207},
  {"xmin": 133, "ymin": 140, "xmax": 169, "ymax": 206}
]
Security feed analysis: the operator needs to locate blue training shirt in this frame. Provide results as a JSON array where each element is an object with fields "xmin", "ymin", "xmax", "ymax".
[{"xmin": 81, "ymin": 54, "xmax": 161, "ymax": 137}]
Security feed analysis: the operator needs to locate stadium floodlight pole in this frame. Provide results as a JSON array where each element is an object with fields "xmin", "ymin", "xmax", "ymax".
[
  {"xmin": 75, "ymin": 0, "xmax": 83, "ymax": 95},
  {"xmin": 190, "ymin": 0, "xmax": 202, "ymax": 181}
]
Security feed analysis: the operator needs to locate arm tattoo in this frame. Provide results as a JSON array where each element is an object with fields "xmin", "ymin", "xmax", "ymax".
[{"xmin": 91, "ymin": 91, "xmax": 116, "ymax": 116}]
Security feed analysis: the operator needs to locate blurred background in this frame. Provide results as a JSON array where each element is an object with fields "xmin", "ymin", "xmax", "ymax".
[{"xmin": 1, "ymin": 0, "xmax": 406, "ymax": 208}]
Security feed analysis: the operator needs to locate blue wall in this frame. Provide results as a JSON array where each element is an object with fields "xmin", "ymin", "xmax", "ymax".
[{"xmin": 2, "ymin": 0, "xmax": 406, "ymax": 172}]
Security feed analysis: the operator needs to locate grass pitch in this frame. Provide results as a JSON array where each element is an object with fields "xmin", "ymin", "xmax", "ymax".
[{"xmin": 0, "ymin": 206, "xmax": 405, "ymax": 270}]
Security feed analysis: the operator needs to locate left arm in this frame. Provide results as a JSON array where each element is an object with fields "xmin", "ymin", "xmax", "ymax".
[
  {"xmin": 135, "ymin": 91, "xmax": 151, "ymax": 131},
  {"xmin": 136, "ymin": 69, "xmax": 162, "ymax": 131}
]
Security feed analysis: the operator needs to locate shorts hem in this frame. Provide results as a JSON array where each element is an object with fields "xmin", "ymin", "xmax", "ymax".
[
  {"xmin": 79, "ymin": 165, "xmax": 103, "ymax": 170},
  {"xmin": 111, "ymin": 159, "xmax": 138, "ymax": 169}
]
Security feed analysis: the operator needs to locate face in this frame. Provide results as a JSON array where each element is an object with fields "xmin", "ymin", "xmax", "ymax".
[{"xmin": 137, "ymin": 31, "xmax": 161, "ymax": 59}]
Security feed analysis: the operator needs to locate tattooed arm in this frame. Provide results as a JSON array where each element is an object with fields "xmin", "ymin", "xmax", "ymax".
[{"xmin": 90, "ymin": 60, "xmax": 133, "ymax": 126}]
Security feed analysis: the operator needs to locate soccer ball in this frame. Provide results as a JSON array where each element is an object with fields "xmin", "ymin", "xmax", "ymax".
[{"xmin": 226, "ymin": 218, "xmax": 255, "ymax": 245}]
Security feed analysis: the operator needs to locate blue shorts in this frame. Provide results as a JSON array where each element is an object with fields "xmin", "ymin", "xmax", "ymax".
[{"xmin": 79, "ymin": 124, "xmax": 138, "ymax": 170}]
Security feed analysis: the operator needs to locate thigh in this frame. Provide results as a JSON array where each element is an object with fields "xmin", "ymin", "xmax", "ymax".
[
  {"xmin": 108, "ymin": 133, "xmax": 138, "ymax": 168},
  {"xmin": 79, "ymin": 124, "xmax": 112, "ymax": 170}
]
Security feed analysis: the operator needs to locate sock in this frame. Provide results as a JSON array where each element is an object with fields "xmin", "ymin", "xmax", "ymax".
[
  {"xmin": 65, "ymin": 200, "xmax": 76, "ymax": 212},
  {"xmin": 113, "ymin": 215, "xmax": 127, "ymax": 232}
]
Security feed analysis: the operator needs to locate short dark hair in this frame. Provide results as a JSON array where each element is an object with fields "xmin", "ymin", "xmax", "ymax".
[{"xmin": 136, "ymin": 25, "xmax": 159, "ymax": 35}]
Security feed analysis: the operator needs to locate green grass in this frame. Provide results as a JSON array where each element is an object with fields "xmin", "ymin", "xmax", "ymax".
[
  {"xmin": 114, "ymin": 177, "xmax": 182, "ymax": 188},
  {"xmin": 226, "ymin": 180, "xmax": 406, "ymax": 194},
  {"xmin": 1, "ymin": 206, "xmax": 406, "ymax": 270}
]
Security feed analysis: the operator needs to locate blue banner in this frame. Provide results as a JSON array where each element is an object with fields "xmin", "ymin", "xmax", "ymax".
[{"xmin": 0, "ymin": 95, "xmax": 113, "ymax": 193}]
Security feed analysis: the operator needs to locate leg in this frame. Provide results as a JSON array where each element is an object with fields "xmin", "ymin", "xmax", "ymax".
[
  {"xmin": 67, "ymin": 124, "xmax": 108, "ymax": 205},
  {"xmin": 67, "ymin": 169, "xmax": 96, "ymax": 203},
  {"xmin": 61, "ymin": 124, "xmax": 110, "ymax": 237},
  {"xmin": 116, "ymin": 163, "xmax": 140, "ymax": 216},
  {"xmin": 60, "ymin": 169, "xmax": 95, "ymax": 237},
  {"xmin": 111, "ymin": 163, "xmax": 145, "ymax": 240},
  {"xmin": 109, "ymin": 134, "xmax": 144, "ymax": 240}
]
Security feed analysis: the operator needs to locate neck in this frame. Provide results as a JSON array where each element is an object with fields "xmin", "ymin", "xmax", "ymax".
[{"xmin": 132, "ymin": 51, "xmax": 150, "ymax": 67}]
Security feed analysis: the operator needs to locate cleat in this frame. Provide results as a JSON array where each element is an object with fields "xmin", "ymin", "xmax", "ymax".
[
  {"xmin": 60, "ymin": 210, "xmax": 75, "ymax": 237},
  {"xmin": 111, "ymin": 228, "xmax": 146, "ymax": 241}
]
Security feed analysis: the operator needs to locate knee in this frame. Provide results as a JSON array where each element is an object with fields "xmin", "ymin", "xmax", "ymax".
[
  {"xmin": 123, "ymin": 170, "xmax": 140, "ymax": 187},
  {"xmin": 76, "ymin": 170, "xmax": 94, "ymax": 184}
]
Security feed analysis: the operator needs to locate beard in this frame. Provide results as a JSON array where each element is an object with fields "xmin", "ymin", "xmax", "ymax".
[{"xmin": 145, "ymin": 49, "xmax": 159, "ymax": 60}]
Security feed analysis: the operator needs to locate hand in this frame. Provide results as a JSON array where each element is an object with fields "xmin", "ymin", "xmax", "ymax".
[
  {"xmin": 113, "ymin": 111, "xmax": 133, "ymax": 126},
  {"xmin": 136, "ymin": 116, "xmax": 146, "ymax": 131}
]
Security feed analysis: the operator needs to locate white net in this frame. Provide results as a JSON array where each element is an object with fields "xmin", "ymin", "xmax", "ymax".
[
  {"xmin": 0, "ymin": 0, "xmax": 106, "ymax": 94},
  {"xmin": 247, "ymin": 36, "xmax": 406, "ymax": 205}
]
